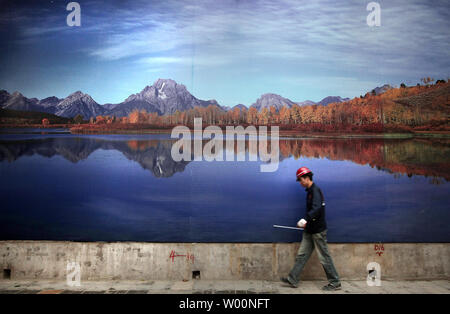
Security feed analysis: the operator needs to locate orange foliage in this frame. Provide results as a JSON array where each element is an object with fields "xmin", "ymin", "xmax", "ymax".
[
  {"xmin": 76, "ymin": 80, "xmax": 450, "ymax": 133},
  {"xmin": 126, "ymin": 140, "xmax": 159, "ymax": 151}
]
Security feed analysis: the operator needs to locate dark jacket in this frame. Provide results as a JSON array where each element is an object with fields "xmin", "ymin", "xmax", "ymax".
[{"xmin": 303, "ymin": 183, "xmax": 327, "ymax": 234}]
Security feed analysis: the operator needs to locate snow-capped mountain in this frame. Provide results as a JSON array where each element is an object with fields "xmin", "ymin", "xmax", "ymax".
[
  {"xmin": 1, "ymin": 78, "xmax": 352, "ymax": 118},
  {"xmin": 249, "ymin": 94, "xmax": 350, "ymax": 112},
  {"xmin": 103, "ymin": 103, "xmax": 119, "ymax": 110},
  {"xmin": 232, "ymin": 104, "xmax": 247, "ymax": 111},
  {"xmin": 0, "ymin": 90, "xmax": 103, "ymax": 118},
  {"xmin": 35, "ymin": 96, "xmax": 61, "ymax": 114},
  {"xmin": 1, "ymin": 91, "xmax": 43, "ymax": 112},
  {"xmin": 0, "ymin": 90, "xmax": 11, "ymax": 107},
  {"xmin": 297, "ymin": 100, "xmax": 316, "ymax": 106},
  {"xmin": 317, "ymin": 96, "xmax": 350, "ymax": 106},
  {"xmin": 250, "ymin": 93, "xmax": 297, "ymax": 111},
  {"xmin": 371, "ymin": 84, "xmax": 393, "ymax": 95},
  {"xmin": 108, "ymin": 79, "xmax": 220, "ymax": 117},
  {"xmin": 54, "ymin": 91, "xmax": 106, "ymax": 118}
]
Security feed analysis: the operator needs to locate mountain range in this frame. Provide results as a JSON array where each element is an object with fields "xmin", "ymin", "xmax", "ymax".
[{"xmin": 0, "ymin": 78, "xmax": 386, "ymax": 119}]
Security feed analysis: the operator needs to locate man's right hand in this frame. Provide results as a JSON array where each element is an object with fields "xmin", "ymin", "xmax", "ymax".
[{"xmin": 297, "ymin": 219, "xmax": 307, "ymax": 228}]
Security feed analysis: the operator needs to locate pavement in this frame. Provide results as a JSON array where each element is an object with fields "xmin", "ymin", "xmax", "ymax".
[{"xmin": 0, "ymin": 279, "xmax": 448, "ymax": 294}]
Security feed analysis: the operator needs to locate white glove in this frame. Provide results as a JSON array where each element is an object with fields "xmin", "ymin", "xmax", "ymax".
[{"xmin": 297, "ymin": 219, "xmax": 307, "ymax": 228}]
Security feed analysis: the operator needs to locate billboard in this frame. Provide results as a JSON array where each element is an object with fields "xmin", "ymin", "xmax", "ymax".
[{"xmin": 0, "ymin": 0, "xmax": 449, "ymax": 243}]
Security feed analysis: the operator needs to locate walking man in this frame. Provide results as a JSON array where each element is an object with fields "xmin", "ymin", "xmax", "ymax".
[{"xmin": 281, "ymin": 167, "xmax": 341, "ymax": 291}]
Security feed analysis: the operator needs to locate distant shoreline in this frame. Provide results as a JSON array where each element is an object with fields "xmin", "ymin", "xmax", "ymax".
[{"xmin": 1, "ymin": 123, "xmax": 449, "ymax": 138}]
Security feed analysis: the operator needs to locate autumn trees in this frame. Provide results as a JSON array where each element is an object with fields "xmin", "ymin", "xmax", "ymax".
[
  {"xmin": 73, "ymin": 114, "xmax": 84, "ymax": 124},
  {"xmin": 87, "ymin": 80, "xmax": 448, "ymax": 133}
]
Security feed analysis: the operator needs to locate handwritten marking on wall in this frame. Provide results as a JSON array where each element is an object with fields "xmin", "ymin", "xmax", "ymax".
[
  {"xmin": 169, "ymin": 250, "xmax": 195, "ymax": 263},
  {"xmin": 374, "ymin": 244, "xmax": 384, "ymax": 256}
]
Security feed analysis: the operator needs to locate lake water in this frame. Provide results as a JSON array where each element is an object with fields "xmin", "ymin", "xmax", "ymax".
[{"xmin": 0, "ymin": 128, "xmax": 449, "ymax": 243}]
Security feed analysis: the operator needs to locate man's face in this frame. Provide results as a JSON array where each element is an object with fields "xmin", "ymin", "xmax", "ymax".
[{"xmin": 299, "ymin": 176, "xmax": 310, "ymax": 188}]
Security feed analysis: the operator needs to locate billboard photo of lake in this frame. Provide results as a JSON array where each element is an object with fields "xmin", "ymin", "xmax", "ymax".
[
  {"xmin": 0, "ymin": 0, "xmax": 449, "ymax": 244},
  {"xmin": 0, "ymin": 129, "xmax": 448, "ymax": 243}
]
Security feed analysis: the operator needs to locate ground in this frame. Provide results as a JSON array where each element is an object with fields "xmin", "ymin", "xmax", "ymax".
[{"xmin": 0, "ymin": 279, "xmax": 448, "ymax": 294}]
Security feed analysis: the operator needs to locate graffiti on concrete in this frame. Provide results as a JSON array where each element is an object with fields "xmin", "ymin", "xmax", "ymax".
[{"xmin": 169, "ymin": 250, "xmax": 195, "ymax": 263}]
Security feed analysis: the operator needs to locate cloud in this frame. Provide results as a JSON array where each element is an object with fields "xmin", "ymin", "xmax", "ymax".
[
  {"xmin": 9, "ymin": 0, "xmax": 450, "ymax": 73},
  {"xmin": 1, "ymin": 0, "xmax": 449, "ymax": 103},
  {"xmin": 100, "ymin": 1, "xmax": 447, "ymax": 76},
  {"xmin": 136, "ymin": 56, "xmax": 185, "ymax": 65}
]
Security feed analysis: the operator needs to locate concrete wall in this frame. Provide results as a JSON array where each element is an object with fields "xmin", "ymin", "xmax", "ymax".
[{"xmin": 1, "ymin": 241, "xmax": 449, "ymax": 281}]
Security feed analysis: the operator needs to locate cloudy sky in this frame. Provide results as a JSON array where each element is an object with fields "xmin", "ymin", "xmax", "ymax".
[{"xmin": 0, "ymin": 0, "xmax": 449, "ymax": 107}]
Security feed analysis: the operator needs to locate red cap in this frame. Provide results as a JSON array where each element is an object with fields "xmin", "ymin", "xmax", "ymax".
[{"xmin": 296, "ymin": 167, "xmax": 312, "ymax": 181}]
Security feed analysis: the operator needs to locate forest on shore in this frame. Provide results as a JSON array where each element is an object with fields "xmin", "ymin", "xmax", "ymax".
[
  {"xmin": 1, "ymin": 80, "xmax": 449, "ymax": 135},
  {"xmin": 71, "ymin": 80, "xmax": 450, "ymax": 134}
]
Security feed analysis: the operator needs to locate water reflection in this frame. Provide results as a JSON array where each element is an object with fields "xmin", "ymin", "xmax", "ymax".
[
  {"xmin": 0, "ymin": 133, "xmax": 449, "ymax": 242},
  {"xmin": 0, "ymin": 136, "xmax": 448, "ymax": 181}
]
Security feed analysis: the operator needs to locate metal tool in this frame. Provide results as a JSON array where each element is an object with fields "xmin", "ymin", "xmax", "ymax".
[{"xmin": 273, "ymin": 225, "xmax": 304, "ymax": 231}]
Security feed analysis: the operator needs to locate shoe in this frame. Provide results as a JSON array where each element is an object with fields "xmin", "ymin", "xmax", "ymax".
[
  {"xmin": 322, "ymin": 283, "xmax": 342, "ymax": 291},
  {"xmin": 280, "ymin": 277, "xmax": 298, "ymax": 288}
]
